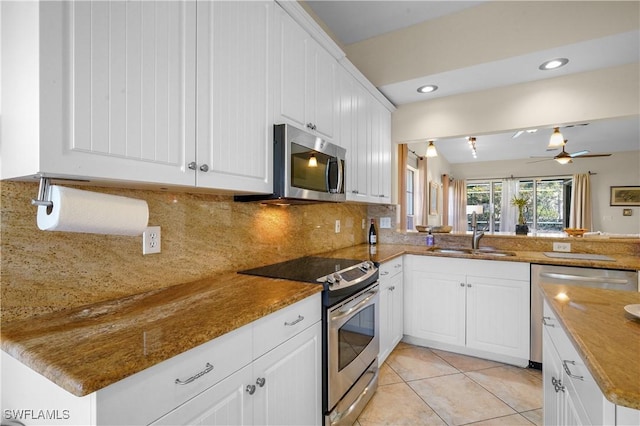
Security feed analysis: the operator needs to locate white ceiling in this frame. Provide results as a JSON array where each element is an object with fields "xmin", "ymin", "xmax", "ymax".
[{"xmin": 305, "ymin": 1, "xmax": 640, "ymax": 164}]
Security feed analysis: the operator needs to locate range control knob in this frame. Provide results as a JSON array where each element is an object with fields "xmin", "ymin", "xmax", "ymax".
[
  {"xmin": 326, "ymin": 274, "xmax": 336, "ymax": 285},
  {"xmin": 333, "ymin": 273, "xmax": 343, "ymax": 282}
]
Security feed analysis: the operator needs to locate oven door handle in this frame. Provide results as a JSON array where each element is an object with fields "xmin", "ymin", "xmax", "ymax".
[{"xmin": 331, "ymin": 290, "xmax": 378, "ymax": 322}]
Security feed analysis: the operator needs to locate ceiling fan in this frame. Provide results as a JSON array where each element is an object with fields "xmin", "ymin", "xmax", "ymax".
[{"xmin": 529, "ymin": 140, "xmax": 612, "ymax": 164}]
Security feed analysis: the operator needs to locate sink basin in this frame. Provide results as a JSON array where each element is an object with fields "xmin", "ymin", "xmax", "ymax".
[{"xmin": 429, "ymin": 247, "xmax": 516, "ymax": 257}]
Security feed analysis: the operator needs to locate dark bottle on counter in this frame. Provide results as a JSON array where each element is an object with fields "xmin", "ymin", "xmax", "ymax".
[{"xmin": 368, "ymin": 219, "xmax": 377, "ymax": 245}]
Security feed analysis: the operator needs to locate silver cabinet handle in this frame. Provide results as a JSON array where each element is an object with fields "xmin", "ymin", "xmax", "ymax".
[
  {"xmin": 467, "ymin": 283, "xmax": 472, "ymax": 288},
  {"xmin": 175, "ymin": 362, "xmax": 214, "ymax": 385},
  {"xmin": 380, "ymin": 271, "xmax": 389, "ymax": 276},
  {"xmin": 394, "ymin": 264, "xmax": 402, "ymax": 268},
  {"xmin": 284, "ymin": 315, "xmax": 304, "ymax": 326},
  {"xmin": 562, "ymin": 360, "xmax": 584, "ymax": 380},
  {"xmin": 389, "ymin": 286, "xmax": 395, "ymax": 291},
  {"xmin": 256, "ymin": 377, "xmax": 266, "ymax": 387},
  {"xmin": 460, "ymin": 282, "xmax": 465, "ymax": 287},
  {"xmin": 542, "ymin": 316, "xmax": 555, "ymax": 327},
  {"xmin": 199, "ymin": 164, "xmax": 209, "ymax": 172},
  {"xmin": 187, "ymin": 161, "xmax": 197, "ymax": 170},
  {"xmin": 246, "ymin": 384, "xmax": 256, "ymax": 395},
  {"xmin": 551, "ymin": 376, "xmax": 565, "ymax": 393}
]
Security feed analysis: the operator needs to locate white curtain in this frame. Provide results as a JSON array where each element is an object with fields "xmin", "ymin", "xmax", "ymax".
[
  {"xmin": 570, "ymin": 174, "xmax": 593, "ymax": 230},
  {"xmin": 501, "ymin": 179, "xmax": 519, "ymax": 232},
  {"xmin": 415, "ymin": 158, "xmax": 428, "ymax": 226},
  {"xmin": 450, "ymin": 179, "xmax": 467, "ymax": 232}
]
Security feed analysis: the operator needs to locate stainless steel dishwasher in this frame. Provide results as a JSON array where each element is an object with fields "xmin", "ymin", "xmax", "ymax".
[{"xmin": 530, "ymin": 263, "xmax": 638, "ymax": 366}]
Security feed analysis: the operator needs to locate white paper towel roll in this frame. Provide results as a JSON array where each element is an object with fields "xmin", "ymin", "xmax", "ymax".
[{"xmin": 37, "ymin": 186, "xmax": 149, "ymax": 236}]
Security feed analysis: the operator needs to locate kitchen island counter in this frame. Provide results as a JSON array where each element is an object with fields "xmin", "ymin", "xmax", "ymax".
[
  {"xmin": 540, "ymin": 283, "xmax": 640, "ymax": 409},
  {"xmin": 0, "ymin": 273, "xmax": 321, "ymax": 397}
]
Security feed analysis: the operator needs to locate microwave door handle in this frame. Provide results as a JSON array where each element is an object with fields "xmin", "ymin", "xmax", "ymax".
[
  {"xmin": 337, "ymin": 159, "xmax": 343, "ymax": 194},
  {"xmin": 325, "ymin": 158, "xmax": 331, "ymax": 193}
]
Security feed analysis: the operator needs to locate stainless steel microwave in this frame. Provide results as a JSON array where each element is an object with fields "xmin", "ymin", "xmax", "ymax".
[{"xmin": 236, "ymin": 124, "xmax": 346, "ymax": 204}]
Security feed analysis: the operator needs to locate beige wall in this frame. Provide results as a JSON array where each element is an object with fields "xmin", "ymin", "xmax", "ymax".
[
  {"xmin": 0, "ymin": 181, "xmax": 368, "ymax": 322},
  {"xmin": 344, "ymin": 1, "xmax": 639, "ymax": 88},
  {"xmin": 392, "ymin": 64, "xmax": 640, "ymax": 144}
]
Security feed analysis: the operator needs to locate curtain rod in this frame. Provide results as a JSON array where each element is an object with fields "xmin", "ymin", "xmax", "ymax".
[
  {"xmin": 465, "ymin": 171, "xmax": 597, "ymax": 181},
  {"xmin": 408, "ymin": 149, "xmax": 424, "ymax": 160}
]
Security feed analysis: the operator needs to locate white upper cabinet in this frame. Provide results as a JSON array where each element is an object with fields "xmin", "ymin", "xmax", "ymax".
[
  {"xmin": 1, "ymin": 0, "xmax": 272, "ymax": 193},
  {"xmin": 1, "ymin": 1, "xmax": 197, "ymax": 185},
  {"xmin": 273, "ymin": 6, "xmax": 337, "ymax": 141},
  {"xmin": 195, "ymin": 1, "xmax": 273, "ymax": 193}
]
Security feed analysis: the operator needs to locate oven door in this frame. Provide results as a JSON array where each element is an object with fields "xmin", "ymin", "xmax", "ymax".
[{"xmin": 327, "ymin": 283, "xmax": 379, "ymax": 411}]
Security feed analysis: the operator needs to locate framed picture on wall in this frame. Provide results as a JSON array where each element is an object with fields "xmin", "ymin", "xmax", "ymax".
[
  {"xmin": 429, "ymin": 182, "xmax": 439, "ymax": 215},
  {"xmin": 610, "ymin": 186, "xmax": 640, "ymax": 206}
]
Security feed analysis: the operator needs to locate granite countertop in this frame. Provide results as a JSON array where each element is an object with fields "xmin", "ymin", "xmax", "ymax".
[
  {"xmin": 540, "ymin": 283, "xmax": 640, "ymax": 409},
  {"xmin": 0, "ymin": 273, "xmax": 321, "ymax": 397},
  {"xmin": 2, "ymin": 242, "xmax": 638, "ymax": 398},
  {"xmin": 327, "ymin": 243, "xmax": 640, "ymax": 271}
]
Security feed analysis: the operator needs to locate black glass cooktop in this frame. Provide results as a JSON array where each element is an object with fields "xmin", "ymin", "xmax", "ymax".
[{"xmin": 239, "ymin": 256, "xmax": 364, "ymax": 283}]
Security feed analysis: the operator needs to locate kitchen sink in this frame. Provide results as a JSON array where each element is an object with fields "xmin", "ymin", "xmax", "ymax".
[{"xmin": 429, "ymin": 247, "xmax": 516, "ymax": 257}]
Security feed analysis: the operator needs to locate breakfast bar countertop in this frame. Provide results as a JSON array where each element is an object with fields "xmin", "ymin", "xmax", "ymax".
[
  {"xmin": 540, "ymin": 283, "xmax": 640, "ymax": 410},
  {"xmin": 0, "ymin": 273, "xmax": 321, "ymax": 397},
  {"xmin": 326, "ymin": 243, "xmax": 640, "ymax": 271}
]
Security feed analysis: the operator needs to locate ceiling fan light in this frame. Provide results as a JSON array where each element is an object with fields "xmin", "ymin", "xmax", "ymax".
[
  {"xmin": 555, "ymin": 156, "xmax": 572, "ymax": 165},
  {"xmin": 547, "ymin": 127, "xmax": 565, "ymax": 149},
  {"xmin": 425, "ymin": 140, "xmax": 438, "ymax": 157}
]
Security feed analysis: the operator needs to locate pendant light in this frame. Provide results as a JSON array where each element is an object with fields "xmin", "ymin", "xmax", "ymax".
[
  {"xmin": 547, "ymin": 127, "xmax": 565, "ymax": 149},
  {"xmin": 308, "ymin": 153, "xmax": 318, "ymax": 168},
  {"xmin": 425, "ymin": 140, "xmax": 438, "ymax": 158}
]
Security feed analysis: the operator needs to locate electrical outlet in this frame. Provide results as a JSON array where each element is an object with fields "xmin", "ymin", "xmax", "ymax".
[
  {"xmin": 335, "ymin": 220, "xmax": 341, "ymax": 234},
  {"xmin": 553, "ymin": 242, "xmax": 571, "ymax": 252},
  {"xmin": 380, "ymin": 217, "xmax": 391, "ymax": 229},
  {"xmin": 143, "ymin": 226, "xmax": 161, "ymax": 255}
]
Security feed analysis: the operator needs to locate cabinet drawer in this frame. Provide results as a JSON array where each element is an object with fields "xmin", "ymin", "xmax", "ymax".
[
  {"xmin": 97, "ymin": 323, "xmax": 253, "ymax": 426},
  {"xmin": 379, "ymin": 258, "xmax": 403, "ymax": 279},
  {"xmin": 253, "ymin": 293, "xmax": 321, "ymax": 359}
]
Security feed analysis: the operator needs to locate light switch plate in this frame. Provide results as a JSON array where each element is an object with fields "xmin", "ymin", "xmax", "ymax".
[
  {"xmin": 553, "ymin": 242, "xmax": 571, "ymax": 252},
  {"xmin": 380, "ymin": 217, "xmax": 391, "ymax": 229}
]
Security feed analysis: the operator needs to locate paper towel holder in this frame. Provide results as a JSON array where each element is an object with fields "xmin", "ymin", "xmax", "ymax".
[{"xmin": 31, "ymin": 176, "xmax": 54, "ymax": 213}]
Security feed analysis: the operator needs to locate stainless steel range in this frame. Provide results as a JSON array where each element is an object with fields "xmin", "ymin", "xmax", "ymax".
[{"xmin": 240, "ymin": 256, "xmax": 379, "ymax": 426}]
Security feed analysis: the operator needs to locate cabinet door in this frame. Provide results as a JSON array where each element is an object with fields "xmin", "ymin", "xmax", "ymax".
[
  {"xmin": 253, "ymin": 322, "xmax": 322, "ymax": 426},
  {"xmin": 40, "ymin": 1, "xmax": 197, "ymax": 185},
  {"xmin": 405, "ymin": 267, "xmax": 465, "ymax": 346},
  {"xmin": 305, "ymin": 40, "xmax": 337, "ymax": 140},
  {"xmin": 151, "ymin": 364, "xmax": 253, "ymax": 426},
  {"xmin": 195, "ymin": 0, "xmax": 273, "ymax": 193},
  {"xmin": 543, "ymin": 328, "xmax": 564, "ymax": 426},
  {"xmin": 350, "ymin": 83, "xmax": 372, "ymax": 201},
  {"xmin": 465, "ymin": 275, "xmax": 530, "ymax": 360}
]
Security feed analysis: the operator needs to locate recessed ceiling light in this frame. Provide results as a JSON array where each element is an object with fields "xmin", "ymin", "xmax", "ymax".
[
  {"xmin": 417, "ymin": 85, "xmax": 438, "ymax": 93},
  {"xmin": 539, "ymin": 58, "xmax": 569, "ymax": 71}
]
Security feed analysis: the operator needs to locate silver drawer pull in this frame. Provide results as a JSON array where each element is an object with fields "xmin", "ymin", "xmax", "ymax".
[
  {"xmin": 256, "ymin": 377, "xmax": 266, "ymax": 387},
  {"xmin": 246, "ymin": 384, "xmax": 256, "ymax": 395},
  {"xmin": 542, "ymin": 316, "xmax": 555, "ymax": 327},
  {"xmin": 380, "ymin": 271, "xmax": 389, "ymax": 276},
  {"xmin": 284, "ymin": 315, "xmax": 304, "ymax": 326},
  {"xmin": 562, "ymin": 360, "xmax": 584, "ymax": 380},
  {"xmin": 175, "ymin": 362, "xmax": 214, "ymax": 385}
]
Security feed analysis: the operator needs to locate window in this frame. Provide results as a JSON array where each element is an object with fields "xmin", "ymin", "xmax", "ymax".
[{"xmin": 466, "ymin": 177, "xmax": 571, "ymax": 233}]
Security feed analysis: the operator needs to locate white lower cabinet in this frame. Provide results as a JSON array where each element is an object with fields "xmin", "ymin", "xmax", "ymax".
[
  {"xmin": 403, "ymin": 255, "xmax": 530, "ymax": 366},
  {"xmin": 152, "ymin": 322, "xmax": 321, "ymax": 426},
  {"xmin": 378, "ymin": 258, "xmax": 404, "ymax": 365},
  {"xmin": 0, "ymin": 293, "xmax": 321, "ymax": 426},
  {"xmin": 542, "ymin": 299, "xmax": 639, "ymax": 426}
]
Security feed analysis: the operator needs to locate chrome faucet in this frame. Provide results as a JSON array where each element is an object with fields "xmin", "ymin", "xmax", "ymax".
[{"xmin": 471, "ymin": 211, "xmax": 484, "ymax": 250}]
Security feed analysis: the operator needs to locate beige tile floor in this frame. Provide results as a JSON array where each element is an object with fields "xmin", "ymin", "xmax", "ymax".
[{"xmin": 355, "ymin": 343, "xmax": 543, "ymax": 426}]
